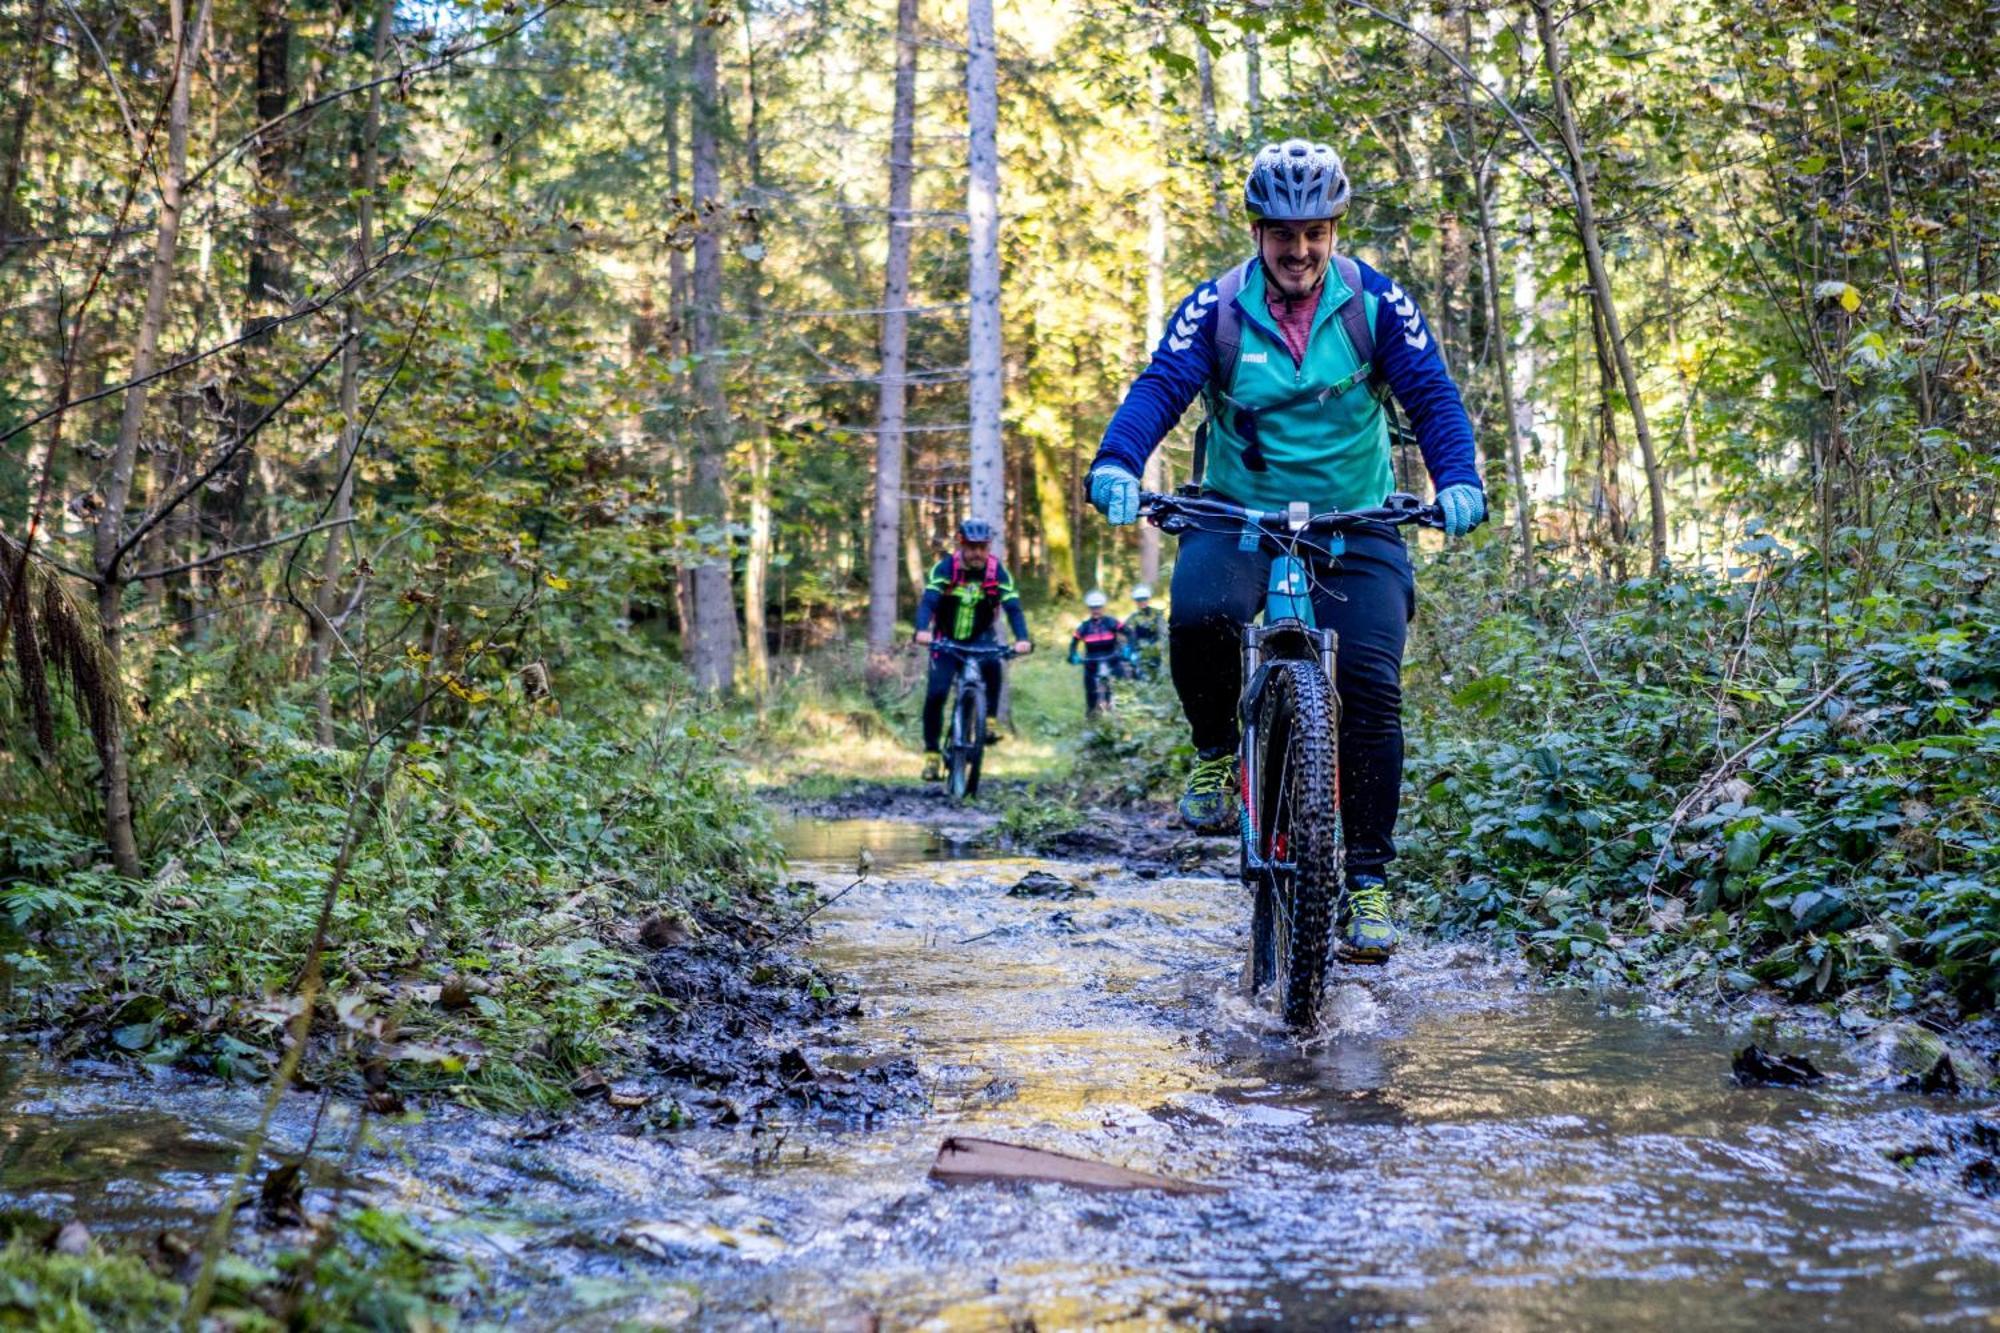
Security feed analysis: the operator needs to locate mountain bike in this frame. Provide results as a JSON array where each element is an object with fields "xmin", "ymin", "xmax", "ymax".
[
  {"xmin": 1139, "ymin": 489, "xmax": 1441, "ymax": 1029},
  {"xmin": 932, "ymin": 640, "xmax": 1019, "ymax": 802}
]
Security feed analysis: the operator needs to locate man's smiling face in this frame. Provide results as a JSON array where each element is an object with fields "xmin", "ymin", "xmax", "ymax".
[{"xmin": 1256, "ymin": 217, "xmax": 1335, "ymax": 301}]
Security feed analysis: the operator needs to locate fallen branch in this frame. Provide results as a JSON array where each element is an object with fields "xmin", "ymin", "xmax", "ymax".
[{"xmin": 756, "ymin": 875, "xmax": 866, "ymax": 957}]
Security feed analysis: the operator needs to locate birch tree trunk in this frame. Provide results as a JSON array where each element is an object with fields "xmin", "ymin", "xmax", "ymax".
[
  {"xmin": 92, "ymin": 0, "xmax": 213, "ymax": 877},
  {"xmin": 1533, "ymin": 0, "xmax": 1668, "ymax": 574},
  {"xmin": 964, "ymin": 0, "xmax": 1005, "ymax": 532},
  {"xmin": 865, "ymin": 0, "xmax": 921, "ymax": 683},
  {"xmin": 688, "ymin": 9, "xmax": 738, "ymax": 692},
  {"xmin": 309, "ymin": 0, "xmax": 392, "ymax": 742}
]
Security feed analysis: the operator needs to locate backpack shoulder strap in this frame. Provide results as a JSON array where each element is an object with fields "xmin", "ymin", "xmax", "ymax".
[
  {"xmin": 1331, "ymin": 254, "xmax": 1379, "ymax": 395},
  {"xmin": 1192, "ymin": 258, "xmax": 1254, "ymax": 489},
  {"xmin": 1211, "ymin": 259, "xmax": 1250, "ymax": 390}
]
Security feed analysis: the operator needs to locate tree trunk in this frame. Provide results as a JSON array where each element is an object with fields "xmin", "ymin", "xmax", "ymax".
[
  {"xmin": 1033, "ymin": 432, "xmax": 1077, "ymax": 599},
  {"xmin": 247, "ymin": 0, "xmax": 293, "ymax": 317},
  {"xmin": 687, "ymin": 10, "xmax": 737, "ymax": 692},
  {"xmin": 1533, "ymin": 0, "xmax": 1668, "ymax": 574},
  {"xmin": 964, "ymin": 0, "xmax": 1005, "ymax": 532},
  {"xmin": 739, "ymin": 5, "xmax": 770, "ymax": 698},
  {"xmin": 0, "ymin": 0, "xmax": 50, "ymax": 268},
  {"xmin": 1195, "ymin": 37, "xmax": 1227, "ymax": 222},
  {"xmin": 1459, "ymin": 7, "xmax": 1530, "ymax": 577},
  {"xmin": 865, "ymin": 0, "xmax": 920, "ymax": 683},
  {"xmin": 93, "ymin": 0, "xmax": 213, "ymax": 878},
  {"xmin": 215, "ymin": 0, "xmax": 291, "ymax": 555},
  {"xmin": 1138, "ymin": 73, "xmax": 1167, "ymax": 588},
  {"xmin": 309, "ymin": 0, "xmax": 391, "ymax": 742},
  {"xmin": 1244, "ymin": 31, "xmax": 1263, "ymax": 140},
  {"xmin": 1475, "ymin": 156, "xmax": 1533, "ymax": 579}
]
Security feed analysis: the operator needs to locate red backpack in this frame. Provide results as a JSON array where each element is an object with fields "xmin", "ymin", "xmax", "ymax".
[{"xmin": 947, "ymin": 552, "xmax": 1002, "ymax": 601}]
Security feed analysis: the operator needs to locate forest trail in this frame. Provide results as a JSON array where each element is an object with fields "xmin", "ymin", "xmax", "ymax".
[{"xmin": 3, "ymin": 809, "xmax": 1997, "ymax": 1327}]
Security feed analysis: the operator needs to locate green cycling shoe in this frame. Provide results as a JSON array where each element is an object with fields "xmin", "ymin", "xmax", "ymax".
[
  {"xmin": 1336, "ymin": 873, "xmax": 1400, "ymax": 963},
  {"xmin": 1177, "ymin": 751, "xmax": 1240, "ymax": 833}
]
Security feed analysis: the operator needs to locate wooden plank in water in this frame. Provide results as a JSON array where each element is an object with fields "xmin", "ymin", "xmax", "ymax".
[{"xmin": 929, "ymin": 1136, "xmax": 1224, "ymax": 1195}]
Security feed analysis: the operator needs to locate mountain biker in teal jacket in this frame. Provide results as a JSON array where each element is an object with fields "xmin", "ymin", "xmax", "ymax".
[
  {"xmin": 913, "ymin": 519, "xmax": 1031, "ymax": 782},
  {"xmin": 1087, "ymin": 139, "xmax": 1487, "ymax": 962}
]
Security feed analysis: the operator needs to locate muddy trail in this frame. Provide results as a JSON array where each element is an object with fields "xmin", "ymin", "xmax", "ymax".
[{"xmin": 4, "ymin": 800, "xmax": 1999, "ymax": 1328}]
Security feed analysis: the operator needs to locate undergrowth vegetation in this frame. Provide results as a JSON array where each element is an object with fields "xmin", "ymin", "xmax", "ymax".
[
  {"xmin": 0, "ymin": 644, "xmax": 782, "ymax": 1109},
  {"xmin": 0, "ymin": 1209, "xmax": 465, "ymax": 1331},
  {"xmin": 1398, "ymin": 530, "xmax": 1998, "ymax": 1020}
]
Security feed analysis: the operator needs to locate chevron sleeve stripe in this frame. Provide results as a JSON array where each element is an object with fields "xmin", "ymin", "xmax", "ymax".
[
  {"xmin": 1091, "ymin": 278, "xmax": 1223, "ymax": 479},
  {"xmin": 1360, "ymin": 259, "xmax": 1482, "ymax": 495}
]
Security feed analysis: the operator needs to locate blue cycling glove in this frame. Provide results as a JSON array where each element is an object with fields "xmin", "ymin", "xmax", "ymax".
[
  {"xmin": 1089, "ymin": 466, "xmax": 1140, "ymax": 526},
  {"xmin": 1437, "ymin": 484, "xmax": 1487, "ymax": 538}
]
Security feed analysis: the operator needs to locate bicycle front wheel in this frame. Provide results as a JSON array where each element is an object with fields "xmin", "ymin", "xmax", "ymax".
[
  {"xmin": 1248, "ymin": 659, "xmax": 1341, "ymax": 1030},
  {"xmin": 947, "ymin": 679, "xmax": 985, "ymax": 801}
]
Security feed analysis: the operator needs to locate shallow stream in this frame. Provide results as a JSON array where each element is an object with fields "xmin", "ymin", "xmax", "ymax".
[{"xmin": 3, "ymin": 816, "xmax": 1996, "ymax": 1327}]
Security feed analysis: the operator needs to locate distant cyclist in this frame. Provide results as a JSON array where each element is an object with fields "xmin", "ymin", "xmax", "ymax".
[
  {"xmin": 1068, "ymin": 590, "xmax": 1123, "ymax": 717},
  {"xmin": 1086, "ymin": 139, "xmax": 1485, "ymax": 961},
  {"xmin": 1120, "ymin": 585, "xmax": 1164, "ymax": 680},
  {"xmin": 913, "ymin": 519, "xmax": 1032, "ymax": 782}
]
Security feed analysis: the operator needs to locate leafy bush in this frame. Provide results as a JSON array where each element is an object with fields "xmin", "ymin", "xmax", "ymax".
[
  {"xmin": 1398, "ymin": 529, "xmax": 2000, "ymax": 1014},
  {"xmin": 0, "ymin": 655, "xmax": 781, "ymax": 1108}
]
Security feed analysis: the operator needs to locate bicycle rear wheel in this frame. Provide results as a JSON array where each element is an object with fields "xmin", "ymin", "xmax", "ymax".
[
  {"xmin": 947, "ymin": 678, "xmax": 985, "ymax": 801},
  {"xmin": 1247, "ymin": 660, "xmax": 1341, "ymax": 1030}
]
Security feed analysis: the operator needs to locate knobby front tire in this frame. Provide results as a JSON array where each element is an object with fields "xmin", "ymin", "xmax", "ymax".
[
  {"xmin": 947, "ymin": 680, "xmax": 985, "ymax": 801},
  {"xmin": 1248, "ymin": 659, "xmax": 1341, "ymax": 1031}
]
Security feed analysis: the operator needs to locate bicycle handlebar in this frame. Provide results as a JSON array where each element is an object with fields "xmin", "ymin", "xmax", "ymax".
[
  {"xmin": 1137, "ymin": 489, "xmax": 1443, "ymax": 534},
  {"xmin": 921, "ymin": 639, "xmax": 1024, "ymax": 658}
]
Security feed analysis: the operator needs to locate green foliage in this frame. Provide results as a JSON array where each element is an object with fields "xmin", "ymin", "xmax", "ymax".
[
  {"xmin": 0, "ymin": 1240, "xmax": 182, "ymax": 1332},
  {"xmin": 0, "ymin": 1210, "xmax": 469, "ymax": 1332},
  {"xmin": 0, "ymin": 653, "xmax": 780, "ymax": 1108},
  {"xmin": 995, "ymin": 786, "xmax": 1086, "ymax": 849},
  {"xmin": 1397, "ymin": 531, "xmax": 2000, "ymax": 1014}
]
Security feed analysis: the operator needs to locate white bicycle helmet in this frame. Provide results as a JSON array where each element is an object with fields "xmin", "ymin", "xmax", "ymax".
[
  {"xmin": 1084, "ymin": 590, "xmax": 1108, "ymax": 610},
  {"xmin": 1244, "ymin": 140, "xmax": 1352, "ymax": 221},
  {"xmin": 1130, "ymin": 585, "xmax": 1153, "ymax": 601}
]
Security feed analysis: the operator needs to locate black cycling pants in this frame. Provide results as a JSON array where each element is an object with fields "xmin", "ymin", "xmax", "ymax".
[
  {"xmin": 923, "ymin": 642, "xmax": 1002, "ymax": 752},
  {"xmin": 1168, "ymin": 523, "xmax": 1416, "ymax": 876}
]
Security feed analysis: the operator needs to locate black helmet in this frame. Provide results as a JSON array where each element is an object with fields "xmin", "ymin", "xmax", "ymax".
[{"xmin": 957, "ymin": 519, "xmax": 995, "ymax": 543}]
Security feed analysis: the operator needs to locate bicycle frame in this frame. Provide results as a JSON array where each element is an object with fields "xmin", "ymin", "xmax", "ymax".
[{"xmin": 1138, "ymin": 489, "xmax": 1439, "ymax": 878}]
